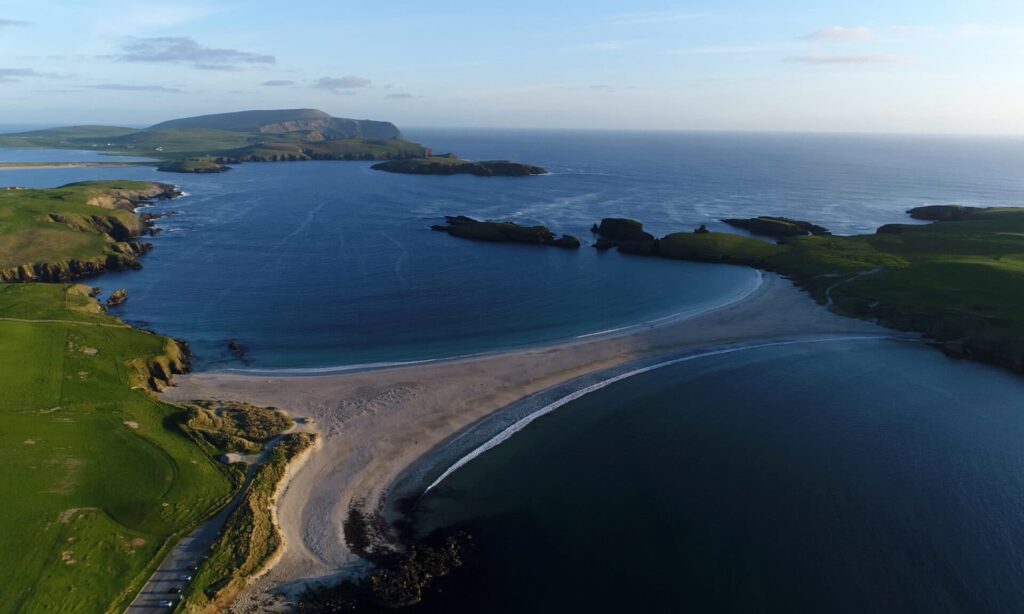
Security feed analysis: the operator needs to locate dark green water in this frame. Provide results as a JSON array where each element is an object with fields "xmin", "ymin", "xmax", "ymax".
[{"xmin": 414, "ymin": 339, "xmax": 1024, "ymax": 613}]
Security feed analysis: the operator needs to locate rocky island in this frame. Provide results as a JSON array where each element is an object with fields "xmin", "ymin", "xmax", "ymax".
[
  {"xmin": 373, "ymin": 155, "xmax": 547, "ymax": 177},
  {"xmin": 723, "ymin": 216, "xmax": 831, "ymax": 238},
  {"xmin": 432, "ymin": 215, "xmax": 580, "ymax": 248},
  {"xmin": 156, "ymin": 157, "xmax": 229, "ymax": 174},
  {"xmin": 590, "ymin": 217, "xmax": 658, "ymax": 252}
]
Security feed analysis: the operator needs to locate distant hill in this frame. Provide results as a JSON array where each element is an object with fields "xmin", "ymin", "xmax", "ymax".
[
  {"xmin": 146, "ymin": 109, "xmax": 402, "ymax": 140},
  {"xmin": 0, "ymin": 109, "xmax": 426, "ymax": 169}
]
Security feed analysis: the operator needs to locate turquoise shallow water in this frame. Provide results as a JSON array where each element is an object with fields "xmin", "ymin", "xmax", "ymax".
[
  {"xmin": 2, "ymin": 131, "xmax": 1023, "ymax": 369},
  {"xmin": 414, "ymin": 339, "xmax": 1024, "ymax": 613}
]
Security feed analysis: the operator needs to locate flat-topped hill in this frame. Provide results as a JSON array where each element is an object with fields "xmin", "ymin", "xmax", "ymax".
[
  {"xmin": 0, "ymin": 109, "xmax": 427, "ymax": 171},
  {"xmin": 146, "ymin": 108, "xmax": 402, "ymax": 140}
]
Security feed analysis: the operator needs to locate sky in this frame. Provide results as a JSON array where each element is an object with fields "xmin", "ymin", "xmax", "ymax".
[{"xmin": 1, "ymin": 0, "xmax": 1023, "ymax": 133}]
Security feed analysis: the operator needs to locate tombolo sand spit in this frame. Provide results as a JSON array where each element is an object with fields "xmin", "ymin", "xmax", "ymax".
[{"xmin": 161, "ymin": 272, "xmax": 891, "ymax": 611}]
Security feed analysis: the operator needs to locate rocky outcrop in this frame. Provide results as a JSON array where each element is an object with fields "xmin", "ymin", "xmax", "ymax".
[
  {"xmin": 431, "ymin": 216, "xmax": 579, "ymax": 249},
  {"xmin": 80, "ymin": 182, "xmax": 180, "ymax": 210},
  {"xmin": 106, "ymin": 288, "xmax": 128, "ymax": 308},
  {"xmin": 157, "ymin": 158, "xmax": 229, "ymax": 174},
  {"xmin": 723, "ymin": 216, "xmax": 830, "ymax": 238},
  {"xmin": 372, "ymin": 158, "xmax": 547, "ymax": 176},
  {"xmin": 127, "ymin": 338, "xmax": 192, "ymax": 392},
  {"xmin": 591, "ymin": 218, "xmax": 658, "ymax": 252},
  {"xmin": 907, "ymin": 205, "xmax": 978, "ymax": 221}
]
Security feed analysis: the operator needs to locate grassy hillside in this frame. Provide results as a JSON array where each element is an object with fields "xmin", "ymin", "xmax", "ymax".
[
  {"xmin": 0, "ymin": 283, "xmax": 234, "ymax": 613},
  {"xmin": 0, "ymin": 181, "xmax": 175, "ymax": 281},
  {"xmin": 627, "ymin": 207, "xmax": 1024, "ymax": 372}
]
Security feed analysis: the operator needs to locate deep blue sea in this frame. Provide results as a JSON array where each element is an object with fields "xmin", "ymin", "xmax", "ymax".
[
  {"xmin": 414, "ymin": 339, "xmax": 1024, "ymax": 613},
  {"xmin": 3, "ymin": 130, "xmax": 1024, "ymax": 611}
]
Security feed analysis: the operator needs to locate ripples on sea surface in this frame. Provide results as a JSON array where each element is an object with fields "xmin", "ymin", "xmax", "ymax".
[{"xmin": 1, "ymin": 131, "xmax": 1023, "ymax": 368}]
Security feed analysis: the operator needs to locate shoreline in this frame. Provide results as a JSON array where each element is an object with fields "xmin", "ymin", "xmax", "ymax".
[
  {"xmin": 401, "ymin": 333, "xmax": 914, "ymax": 501},
  {"xmin": 0, "ymin": 161, "xmax": 152, "ymax": 170},
  {"xmin": 215, "ymin": 270, "xmax": 765, "ymax": 377},
  {"xmin": 161, "ymin": 271, "xmax": 892, "ymax": 609}
]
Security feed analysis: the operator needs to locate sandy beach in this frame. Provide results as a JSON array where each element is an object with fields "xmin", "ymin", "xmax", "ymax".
[
  {"xmin": 161, "ymin": 272, "xmax": 891, "ymax": 609},
  {"xmin": 0, "ymin": 162, "xmax": 148, "ymax": 170}
]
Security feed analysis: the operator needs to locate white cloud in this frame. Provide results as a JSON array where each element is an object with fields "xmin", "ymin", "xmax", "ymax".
[
  {"xmin": 313, "ymin": 76, "xmax": 372, "ymax": 92},
  {"xmin": 801, "ymin": 26, "xmax": 877, "ymax": 43}
]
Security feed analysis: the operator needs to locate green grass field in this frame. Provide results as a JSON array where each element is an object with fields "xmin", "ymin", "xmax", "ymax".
[
  {"xmin": 0, "ymin": 283, "xmax": 235, "ymax": 613},
  {"xmin": 0, "ymin": 180, "xmax": 174, "ymax": 281},
  {"xmin": 650, "ymin": 208, "xmax": 1024, "ymax": 371}
]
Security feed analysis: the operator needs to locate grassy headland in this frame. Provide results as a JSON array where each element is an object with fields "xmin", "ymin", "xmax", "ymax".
[
  {"xmin": 0, "ymin": 181, "xmax": 177, "ymax": 282},
  {"xmin": 0, "ymin": 283, "xmax": 235, "ymax": 613},
  {"xmin": 605, "ymin": 208, "xmax": 1024, "ymax": 372}
]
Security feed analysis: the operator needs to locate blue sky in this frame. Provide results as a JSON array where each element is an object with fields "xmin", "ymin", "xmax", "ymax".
[{"xmin": 1, "ymin": 0, "xmax": 1022, "ymax": 133}]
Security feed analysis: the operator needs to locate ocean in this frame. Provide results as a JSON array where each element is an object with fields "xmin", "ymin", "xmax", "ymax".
[
  {"xmin": 2, "ymin": 130, "xmax": 1023, "ymax": 369},
  {"xmin": 4, "ymin": 130, "xmax": 1024, "ymax": 611},
  {"xmin": 413, "ymin": 338, "xmax": 1024, "ymax": 613}
]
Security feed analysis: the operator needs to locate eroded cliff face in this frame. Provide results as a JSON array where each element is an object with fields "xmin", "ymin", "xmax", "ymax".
[
  {"xmin": 0, "ymin": 242, "xmax": 152, "ymax": 282},
  {"xmin": 127, "ymin": 337, "xmax": 193, "ymax": 392},
  {"xmin": 82, "ymin": 183, "xmax": 180, "ymax": 210}
]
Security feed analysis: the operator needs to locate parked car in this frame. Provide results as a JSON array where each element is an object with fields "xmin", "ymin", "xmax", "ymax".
[{"xmin": 178, "ymin": 574, "xmax": 192, "ymax": 581}]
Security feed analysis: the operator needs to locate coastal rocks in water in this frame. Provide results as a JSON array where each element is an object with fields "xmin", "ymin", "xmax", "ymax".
[
  {"xmin": 591, "ymin": 217, "xmax": 658, "ymax": 253},
  {"xmin": 156, "ymin": 157, "xmax": 230, "ymax": 174},
  {"xmin": 723, "ymin": 216, "xmax": 830, "ymax": 238},
  {"xmin": 431, "ymin": 216, "xmax": 580, "ymax": 249},
  {"xmin": 372, "ymin": 157, "xmax": 547, "ymax": 177},
  {"xmin": 907, "ymin": 205, "xmax": 978, "ymax": 221},
  {"xmin": 296, "ymin": 506, "xmax": 473, "ymax": 611},
  {"xmin": 106, "ymin": 288, "xmax": 128, "ymax": 308},
  {"xmin": 226, "ymin": 339, "xmax": 252, "ymax": 364}
]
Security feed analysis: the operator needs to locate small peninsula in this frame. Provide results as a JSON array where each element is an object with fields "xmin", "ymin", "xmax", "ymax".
[
  {"xmin": 0, "ymin": 180, "xmax": 179, "ymax": 282},
  {"xmin": 432, "ymin": 215, "xmax": 580, "ymax": 248},
  {"xmin": 588, "ymin": 206, "xmax": 1024, "ymax": 374},
  {"xmin": 373, "ymin": 156, "xmax": 547, "ymax": 177}
]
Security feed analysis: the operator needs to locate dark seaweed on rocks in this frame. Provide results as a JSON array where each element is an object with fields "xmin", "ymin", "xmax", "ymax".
[{"xmin": 297, "ymin": 504, "xmax": 474, "ymax": 611}]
